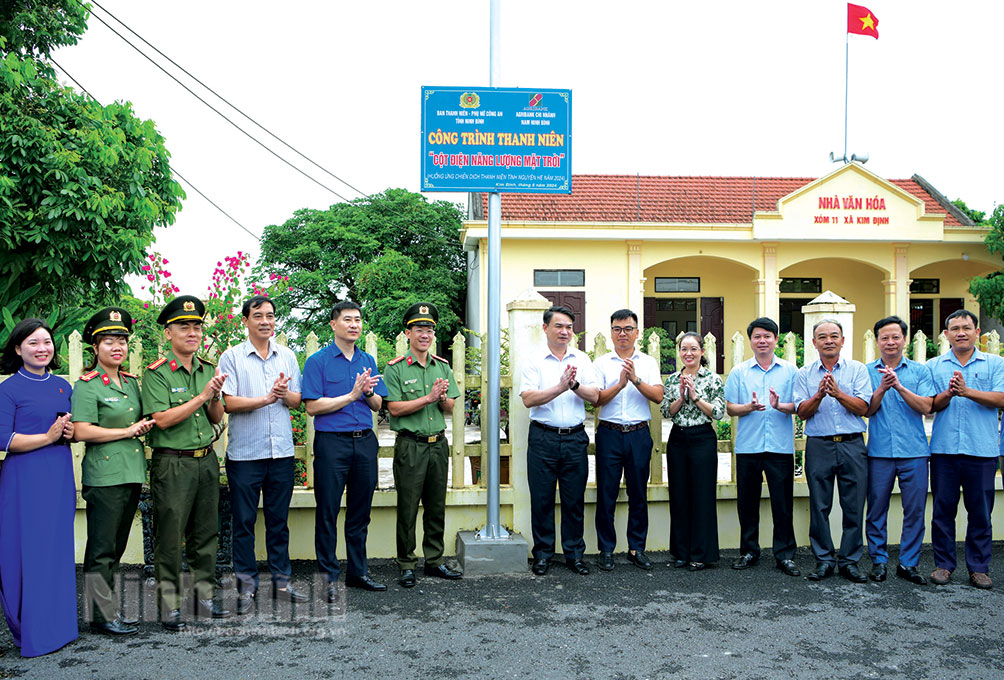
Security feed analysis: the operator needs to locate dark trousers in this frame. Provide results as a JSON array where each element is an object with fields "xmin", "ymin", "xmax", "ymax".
[
  {"xmin": 594, "ymin": 426, "xmax": 652, "ymax": 552},
  {"xmin": 150, "ymin": 451, "xmax": 219, "ymax": 611},
  {"xmin": 735, "ymin": 452, "xmax": 796, "ymax": 561},
  {"xmin": 866, "ymin": 456, "xmax": 928, "ymax": 568},
  {"xmin": 225, "ymin": 456, "xmax": 295, "ymax": 592},
  {"xmin": 314, "ymin": 431, "xmax": 379, "ymax": 581},
  {"xmin": 82, "ymin": 483, "xmax": 141, "ymax": 623},
  {"xmin": 666, "ymin": 423, "xmax": 719, "ymax": 564},
  {"xmin": 393, "ymin": 436, "xmax": 449, "ymax": 570},
  {"xmin": 804, "ymin": 435, "xmax": 867, "ymax": 567},
  {"xmin": 527, "ymin": 423, "xmax": 588, "ymax": 561},
  {"xmin": 930, "ymin": 454, "xmax": 996, "ymax": 573}
]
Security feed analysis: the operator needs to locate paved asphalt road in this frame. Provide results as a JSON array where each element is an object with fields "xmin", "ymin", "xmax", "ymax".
[{"xmin": 1, "ymin": 545, "xmax": 1002, "ymax": 680}]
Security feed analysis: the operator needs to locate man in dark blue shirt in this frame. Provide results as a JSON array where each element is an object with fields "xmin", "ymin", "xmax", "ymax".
[{"xmin": 303, "ymin": 301, "xmax": 389, "ymax": 598}]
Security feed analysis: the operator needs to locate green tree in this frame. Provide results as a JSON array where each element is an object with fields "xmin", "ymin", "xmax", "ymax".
[
  {"xmin": 0, "ymin": 5, "xmax": 183, "ymax": 331},
  {"xmin": 952, "ymin": 198, "xmax": 987, "ymax": 225},
  {"xmin": 255, "ymin": 188, "xmax": 466, "ymax": 341},
  {"xmin": 969, "ymin": 204, "xmax": 1004, "ymax": 323}
]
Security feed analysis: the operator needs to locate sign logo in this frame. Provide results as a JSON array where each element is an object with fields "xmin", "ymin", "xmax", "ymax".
[
  {"xmin": 419, "ymin": 305, "xmax": 430, "ymax": 314},
  {"xmin": 529, "ymin": 93, "xmax": 542, "ymax": 107},
  {"xmin": 183, "ymin": 301, "xmax": 196, "ymax": 312},
  {"xmin": 459, "ymin": 92, "xmax": 480, "ymax": 109}
]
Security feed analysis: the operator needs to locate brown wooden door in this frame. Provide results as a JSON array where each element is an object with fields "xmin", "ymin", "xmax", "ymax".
[
  {"xmin": 539, "ymin": 291, "xmax": 586, "ymax": 350},
  {"xmin": 700, "ymin": 296, "xmax": 725, "ymax": 374},
  {"xmin": 938, "ymin": 298, "xmax": 964, "ymax": 332}
]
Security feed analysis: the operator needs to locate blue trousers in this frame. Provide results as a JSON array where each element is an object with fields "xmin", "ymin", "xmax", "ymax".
[
  {"xmin": 594, "ymin": 425, "xmax": 652, "ymax": 552},
  {"xmin": 865, "ymin": 456, "xmax": 927, "ymax": 568},
  {"xmin": 313, "ymin": 431, "xmax": 379, "ymax": 581},
  {"xmin": 226, "ymin": 456, "xmax": 295, "ymax": 593},
  {"xmin": 930, "ymin": 454, "xmax": 996, "ymax": 573}
]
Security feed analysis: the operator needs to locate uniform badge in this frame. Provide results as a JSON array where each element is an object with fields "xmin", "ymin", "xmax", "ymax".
[
  {"xmin": 419, "ymin": 305, "xmax": 429, "ymax": 314},
  {"xmin": 103, "ymin": 397, "xmax": 120, "ymax": 403},
  {"xmin": 404, "ymin": 378, "xmax": 418, "ymax": 385},
  {"xmin": 183, "ymin": 301, "xmax": 196, "ymax": 312},
  {"xmin": 170, "ymin": 387, "xmax": 188, "ymax": 393},
  {"xmin": 101, "ymin": 374, "xmax": 111, "ymax": 385},
  {"xmin": 169, "ymin": 360, "xmax": 178, "ymax": 371},
  {"xmin": 109, "ymin": 311, "xmax": 122, "ymax": 321}
]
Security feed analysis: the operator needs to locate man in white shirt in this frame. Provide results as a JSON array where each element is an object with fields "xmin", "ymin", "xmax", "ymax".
[
  {"xmin": 519, "ymin": 305, "xmax": 599, "ymax": 576},
  {"xmin": 592, "ymin": 309, "xmax": 663, "ymax": 571}
]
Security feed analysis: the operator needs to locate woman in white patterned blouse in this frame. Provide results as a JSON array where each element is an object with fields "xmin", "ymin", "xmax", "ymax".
[{"xmin": 661, "ymin": 332, "xmax": 726, "ymax": 571}]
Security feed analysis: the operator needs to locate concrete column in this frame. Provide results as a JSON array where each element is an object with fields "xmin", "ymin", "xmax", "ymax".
[
  {"xmin": 802, "ymin": 291, "xmax": 857, "ymax": 365},
  {"xmin": 627, "ymin": 241, "xmax": 643, "ymax": 326},
  {"xmin": 762, "ymin": 243, "xmax": 780, "ymax": 322},
  {"xmin": 507, "ymin": 290, "xmax": 552, "ymax": 550},
  {"xmin": 892, "ymin": 244, "xmax": 910, "ymax": 321}
]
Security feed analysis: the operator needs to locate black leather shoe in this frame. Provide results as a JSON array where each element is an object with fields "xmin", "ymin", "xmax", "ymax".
[
  {"xmin": 731, "ymin": 552, "xmax": 759, "ymax": 570},
  {"xmin": 116, "ymin": 612, "xmax": 139, "ymax": 626},
  {"xmin": 627, "ymin": 551, "xmax": 653, "ymax": 571},
  {"xmin": 807, "ymin": 562, "xmax": 834, "ymax": 581},
  {"xmin": 325, "ymin": 582, "xmax": 341, "ymax": 603},
  {"xmin": 566, "ymin": 559, "xmax": 590, "ymax": 575},
  {"xmin": 775, "ymin": 559, "xmax": 801, "ymax": 577},
  {"xmin": 236, "ymin": 591, "xmax": 255, "ymax": 615},
  {"xmin": 196, "ymin": 598, "xmax": 232, "ymax": 619},
  {"xmin": 896, "ymin": 564, "xmax": 927, "ymax": 585},
  {"xmin": 90, "ymin": 618, "xmax": 138, "ymax": 636},
  {"xmin": 162, "ymin": 609, "xmax": 186, "ymax": 632},
  {"xmin": 870, "ymin": 563, "xmax": 887, "ymax": 582},
  {"xmin": 346, "ymin": 574, "xmax": 388, "ymax": 591},
  {"xmin": 531, "ymin": 558, "xmax": 550, "ymax": 576},
  {"xmin": 688, "ymin": 561, "xmax": 707, "ymax": 572},
  {"xmin": 597, "ymin": 551, "xmax": 615, "ymax": 571},
  {"xmin": 839, "ymin": 564, "xmax": 867, "ymax": 583},
  {"xmin": 273, "ymin": 585, "xmax": 309, "ymax": 603},
  {"xmin": 671, "ymin": 558, "xmax": 688, "ymax": 569},
  {"xmin": 398, "ymin": 569, "xmax": 417, "ymax": 588},
  {"xmin": 424, "ymin": 563, "xmax": 463, "ymax": 580}
]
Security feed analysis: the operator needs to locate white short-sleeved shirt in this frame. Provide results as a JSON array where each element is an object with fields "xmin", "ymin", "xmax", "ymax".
[
  {"xmin": 594, "ymin": 350, "xmax": 661, "ymax": 425},
  {"xmin": 519, "ymin": 346, "xmax": 597, "ymax": 428}
]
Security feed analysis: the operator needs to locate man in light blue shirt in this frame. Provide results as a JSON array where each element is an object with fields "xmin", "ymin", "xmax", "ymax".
[
  {"xmin": 725, "ymin": 317, "xmax": 799, "ymax": 577},
  {"xmin": 794, "ymin": 319, "xmax": 872, "ymax": 583},
  {"xmin": 927, "ymin": 309, "xmax": 1004, "ymax": 590},
  {"xmin": 864, "ymin": 316, "xmax": 934, "ymax": 586},
  {"xmin": 220, "ymin": 295, "xmax": 305, "ymax": 613}
]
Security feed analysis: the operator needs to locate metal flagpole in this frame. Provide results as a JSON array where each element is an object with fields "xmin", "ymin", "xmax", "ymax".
[
  {"xmin": 843, "ymin": 31, "xmax": 849, "ymax": 163},
  {"xmin": 478, "ymin": 0, "xmax": 508, "ymax": 540}
]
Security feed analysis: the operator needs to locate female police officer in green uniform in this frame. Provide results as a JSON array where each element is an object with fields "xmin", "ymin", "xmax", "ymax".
[{"xmin": 72, "ymin": 307, "xmax": 154, "ymax": 636}]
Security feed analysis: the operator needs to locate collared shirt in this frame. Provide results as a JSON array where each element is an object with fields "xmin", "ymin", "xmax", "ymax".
[
  {"xmin": 660, "ymin": 366, "xmax": 727, "ymax": 426},
  {"xmin": 71, "ymin": 369, "xmax": 146, "ymax": 485},
  {"xmin": 866, "ymin": 357, "xmax": 935, "ymax": 459},
  {"xmin": 220, "ymin": 339, "xmax": 302, "ymax": 460},
  {"xmin": 793, "ymin": 356, "xmax": 872, "ymax": 437},
  {"xmin": 928, "ymin": 349, "xmax": 1004, "ymax": 458},
  {"xmin": 141, "ymin": 349, "xmax": 217, "ymax": 450},
  {"xmin": 519, "ymin": 346, "xmax": 597, "ymax": 428},
  {"xmin": 595, "ymin": 349, "xmax": 662, "ymax": 425},
  {"xmin": 725, "ymin": 355, "xmax": 797, "ymax": 454},
  {"xmin": 385, "ymin": 351, "xmax": 460, "ymax": 435},
  {"xmin": 302, "ymin": 342, "xmax": 387, "ymax": 432}
]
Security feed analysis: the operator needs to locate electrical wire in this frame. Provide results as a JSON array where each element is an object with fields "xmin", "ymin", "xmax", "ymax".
[{"xmin": 49, "ymin": 57, "xmax": 262, "ymax": 242}]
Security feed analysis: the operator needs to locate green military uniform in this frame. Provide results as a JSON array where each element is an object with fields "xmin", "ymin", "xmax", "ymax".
[
  {"xmin": 141, "ymin": 297, "xmax": 222, "ymax": 613},
  {"xmin": 72, "ymin": 307, "xmax": 146, "ymax": 625},
  {"xmin": 385, "ymin": 342, "xmax": 461, "ymax": 570}
]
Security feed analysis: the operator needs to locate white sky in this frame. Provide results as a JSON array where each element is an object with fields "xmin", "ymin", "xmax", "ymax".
[{"xmin": 51, "ymin": 0, "xmax": 1004, "ymax": 297}]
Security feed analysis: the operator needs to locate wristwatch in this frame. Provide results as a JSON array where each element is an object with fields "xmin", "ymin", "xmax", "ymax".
[
  {"xmin": 634, "ymin": 377, "xmax": 643, "ymax": 386},
  {"xmin": 363, "ymin": 390, "xmax": 375, "ymax": 398},
  {"xmin": 570, "ymin": 380, "xmax": 580, "ymax": 392}
]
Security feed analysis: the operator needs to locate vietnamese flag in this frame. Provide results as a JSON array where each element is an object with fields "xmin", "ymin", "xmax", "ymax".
[{"xmin": 848, "ymin": 3, "xmax": 879, "ymax": 39}]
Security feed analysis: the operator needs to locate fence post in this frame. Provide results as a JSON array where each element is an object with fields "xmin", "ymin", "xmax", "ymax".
[
  {"xmin": 912, "ymin": 330, "xmax": 927, "ymax": 363},
  {"xmin": 783, "ymin": 331, "xmax": 797, "ymax": 365},
  {"xmin": 69, "ymin": 330, "xmax": 84, "ymax": 490},
  {"xmin": 647, "ymin": 331, "xmax": 663, "ymax": 484},
  {"xmin": 451, "ymin": 332, "xmax": 466, "ymax": 488},
  {"xmin": 937, "ymin": 331, "xmax": 949, "ymax": 356},
  {"xmin": 304, "ymin": 332, "xmax": 319, "ymax": 488},
  {"xmin": 862, "ymin": 329, "xmax": 876, "ymax": 365},
  {"xmin": 592, "ymin": 333, "xmax": 607, "ymax": 431},
  {"xmin": 364, "ymin": 332, "xmax": 379, "ymax": 431},
  {"xmin": 988, "ymin": 330, "xmax": 1001, "ymax": 356},
  {"xmin": 704, "ymin": 332, "xmax": 717, "ymax": 376},
  {"xmin": 730, "ymin": 331, "xmax": 745, "ymax": 484},
  {"xmin": 395, "ymin": 332, "xmax": 408, "ymax": 357}
]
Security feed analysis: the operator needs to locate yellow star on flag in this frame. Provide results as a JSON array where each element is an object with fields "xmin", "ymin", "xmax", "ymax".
[{"xmin": 859, "ymin": 13, "xmax": 875, "ymax": 31}]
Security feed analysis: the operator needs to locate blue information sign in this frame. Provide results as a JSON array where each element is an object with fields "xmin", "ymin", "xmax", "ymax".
[{"xmin": 421, "ymin": 86, "xmax": 572, "ymax": 193}]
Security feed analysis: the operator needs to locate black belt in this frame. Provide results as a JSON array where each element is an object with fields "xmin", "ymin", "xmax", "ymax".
[
  {"xmin": 153, "ymin": 447, "xmax": 212, "ymax": 458},
  {"xmin": 327, "ymin": 430, "xmax": 372, "ymax": 438},
  {"xmin": 398, "ymin": 430, "xmax": 446, "ymax": 444},
  {"xmin": 598, "ymin": 420, "xmax": 648, "ymax": 433},
  {"xmin": 531, "ymin": 421, "xmax": 585, "ymax": 435},
  {"xmin": 809, "ymin": 433, "xmax": 862, "ymax": 443}
]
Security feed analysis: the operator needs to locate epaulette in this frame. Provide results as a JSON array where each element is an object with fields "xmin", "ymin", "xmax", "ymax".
[
  {"xmin": 387, "ymin": 355, "xmax": 406, "ymax": 366},
  {"xmin": 80, "ymin": 370, "xmax": 100, "ymax": 382},
  {"xmin": 121, "ymin": 371, "xmax": 137, "ymax": 379},
  {"xmin": 147, "ymin": 358, "xmax": 168, "ymax": 371},
  {"xmin": 432, "ymin": 354, "xmax": 448, "ymax": 364}
]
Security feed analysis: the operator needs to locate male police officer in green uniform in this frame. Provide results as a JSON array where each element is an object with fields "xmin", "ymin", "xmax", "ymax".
[
  {"xmin": 385, "ymin": 302, "xmax": 463, "ymax": 588},
  {"xmin": 142, "ymin": 295, "xmax": 230, "ymax": 631},
  {"xmin": 73, "ymin": 307, "xmax": 154, "ymax": 635}
]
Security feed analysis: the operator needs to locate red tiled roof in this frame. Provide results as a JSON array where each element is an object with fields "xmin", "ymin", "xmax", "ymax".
[{"xmin": 481, "ymin": 174, "xmax": 962, "ymax": 227}]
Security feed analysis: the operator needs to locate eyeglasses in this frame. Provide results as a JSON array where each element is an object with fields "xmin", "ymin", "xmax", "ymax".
[{"xmin": 611, "ymin": 326, "xmax": 637, "ymax": 335}]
